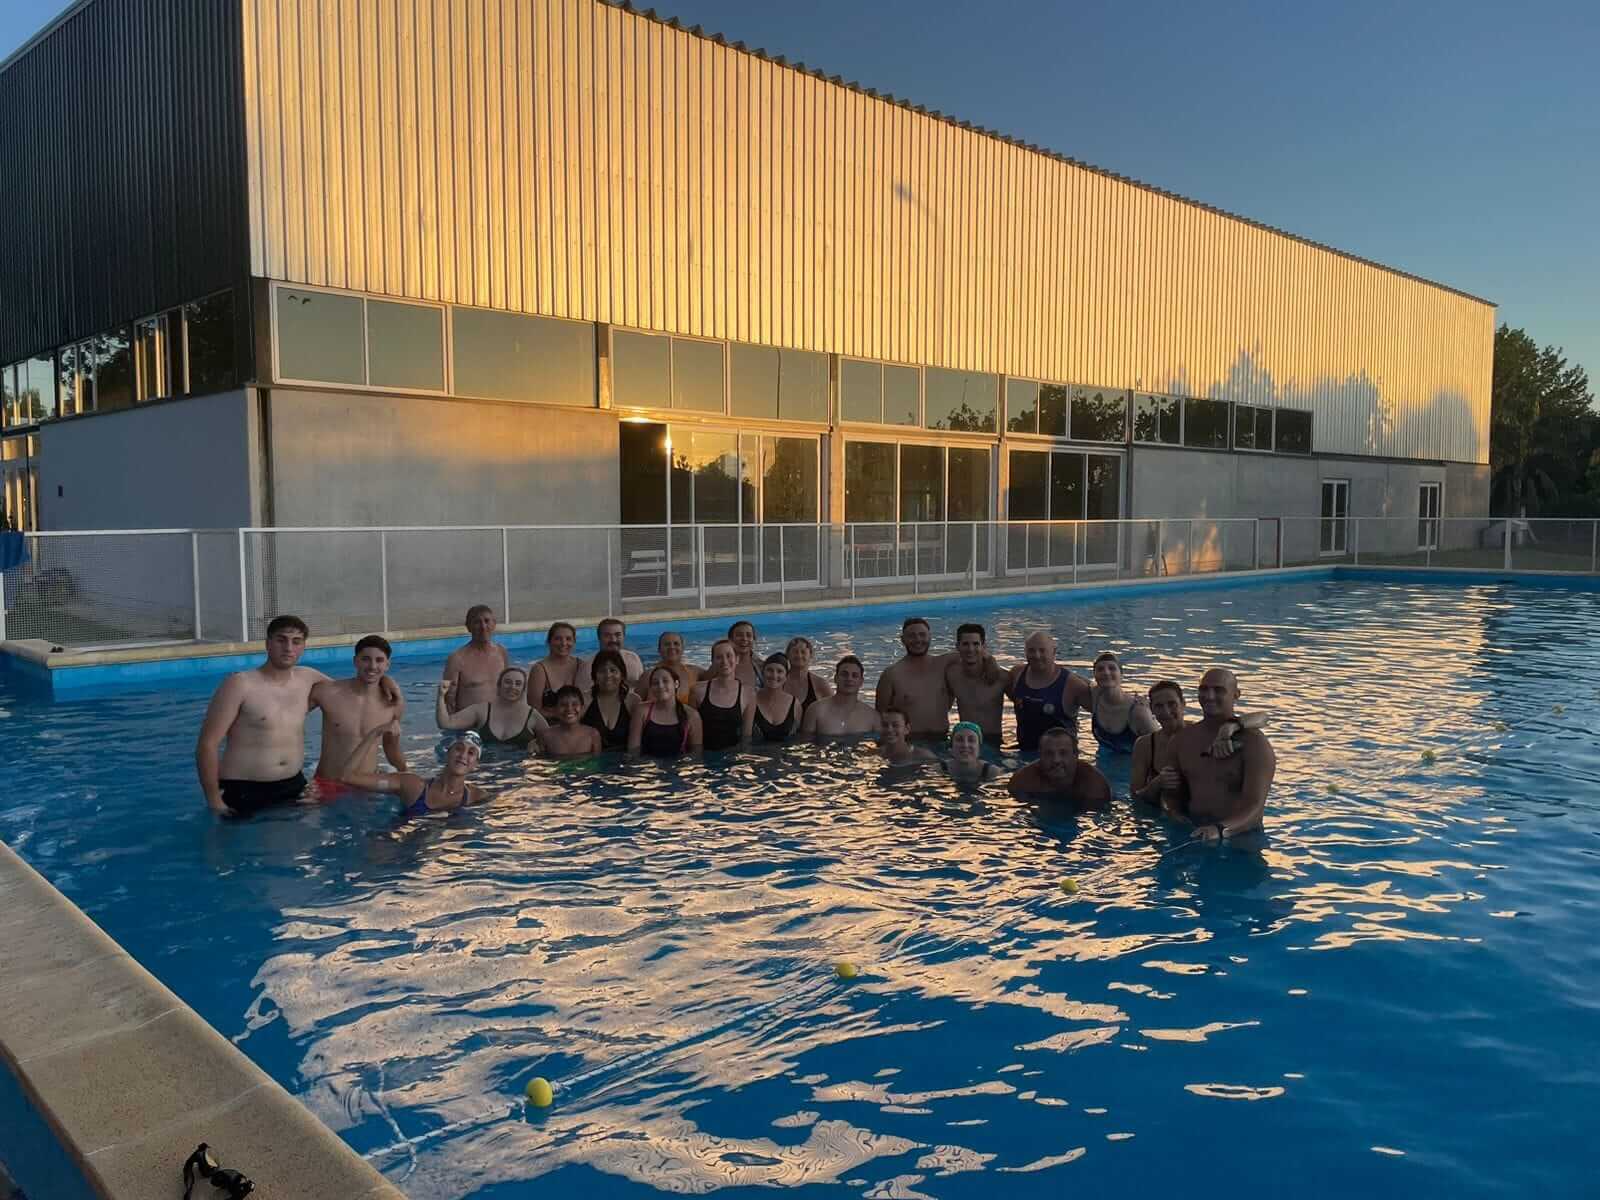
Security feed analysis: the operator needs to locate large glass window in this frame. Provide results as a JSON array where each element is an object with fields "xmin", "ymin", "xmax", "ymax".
[
  {"xmin": 619, "ymin": 421, "xmax": 669, "ymax": 525},
  {"xmin": 611, "ymin": 330, "xmax": 671, "ymax": 410},
  {"xmin": 1006, "ymin": 379, "xmax": 1038, "ymax": 434},
  {"xmin": 1183, "ymin": 397, "xmax": 1230, "ymax": 449},
  {"xmin": 185, "ymin": 291, "xmax": 237, "ymax": 395},
  {"xmin": 730, "ymin": 344, "xmax": 779, "ymax": 419},
  {"xmin": 778, "ymin": 350, "xmax": 829, "ymax": 422},
  {"xmin": 277, "ymin": 288, "xmax": 365, "ymax": 384},
  {"xmin": 899, "ymin": 444, "xmax": 945, "ymax": 522},
  {"xmin": 454, "ymin": 308, "xmax": 595, "ymax": 406},
  {"xmin": 1070, "ymin": 385, "xmax": 1126, "ymax": 442},
  {"xmin": 1008, "ymin": 450, "xmax": 1049, "ymax": 519},
  {"xmin": 1133, "ymin": 393, "xmax": 1180, "ymax": 444},
  {"xmin": 1040, "ymin": 383, "xmax": 1069, "ymax": 438},
  {"xmin": 368, "ymin": 300, "xmax": 445, "ymax": 391},
  {"xmin": 1234, "ymin": 404, "xmax": 1273, "ymax": 451},
  {"xmin": 134, "ymin": 316, "xmax": 173, "ymax": 402},
  {"xmin": 1320, "ymin": 479, "xmax": 1350, "ymax": 555},
  {"xmin": 19, "ymin": 356, "xmax": 58, "ymax": 423},
  {"xmin": 884, "ymin": 365, "xmax": 919, "ymax": 426},
  {"xmin": 671, "ymin": 338, "xmax": 726, "ymax": 412},
  {"xmin": 91, "ymin": 331, "xmax": 135, "ymax": 412},
  {"xmin": 842, "ymin": 359, "xmax": 919, "ymax": 425},
  {"xmin": 925, "ymin": 368, "xmax": 997, "ymax": 432},
  {"xmin": 1276, "ymin": 408, "xmax": 1312, "ymax": 454},
  {"xmin": 64, "ymin": 341, "xmax": 94, "ymax": 414},
  {"xmin": 0, "ymin": 366, "xmax": 11, "ymax": 428},
  {"xmin": 844, "ymin": 441, "xmax": 898, "ymax": 522}
]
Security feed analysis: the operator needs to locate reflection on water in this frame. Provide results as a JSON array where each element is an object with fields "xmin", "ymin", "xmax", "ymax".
[{"xmin": 2, "ymin": 579, "xmax": 1599, "ymax": 1198}]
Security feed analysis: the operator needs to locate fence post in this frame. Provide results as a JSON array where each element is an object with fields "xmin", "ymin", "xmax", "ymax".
[
  {"xmin": 1352, "ymin": 518, "xmax": 1360, "ymax": 565},
  {"xmin": 1025, "ymin": 524, "xmax": 1032, "ymax": 585},
  {"xmin": 501, "ymin": 527, "xmax": 512, "ymax": 624},
  {"xmin": 779, "ymin": 525, "xmax": 786, "ymax": 605},
  {"xmin": 1157, "ymin": 520, "xmax": 1165, "ymax": 576},
  {"xmin": 849, "ymin": 524, "xmax": 856, "ymax": 600},
  {"xmin": 970, "ymin": 520, "xmax": 979, "ymax": 591},
  {"xmin": 1072, "ymin": 522, "xmax": 1079, "ymax": 583},
  {"xmin": 1252, "ymin": 518, "xmax": 1261, "ymax": 572},
  {"xmin": 1502, "ymin": 520, "xmax": 1512, "ymax": 570},
  {"xmin": 1187, "ymin": 520, "xmax": 1195, "ymax": 576},
  {"xmin": 379, "ymin": 531, "xmax": 390, "ymax": 633},
  {"xmin": 190, "ymin": 532, "xmax": 203, "ymax": 640},
  {"xmin": 1592, "ymin": 520, "xmax": 1597, "ymax": 574},
  {"xmin": 0, "ymin": 567, "xmax": 7, "ymax": 644},
  {"xmin": 912, "ymin": 523, "xmax": 920, "ymax": 595},
  {"xmin": 236, "ymin": 528, "xmax": 249, "ymax": 644},
  {"xmin": 696, "ymin": 524, "xmax": 707, "ymax": 611},
  {"xmin": 605, "ymin": 528, "xmax": 614, "ymax": 613}
]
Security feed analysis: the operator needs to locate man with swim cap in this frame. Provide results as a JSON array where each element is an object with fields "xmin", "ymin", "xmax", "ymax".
[
  {"xmin": 876, "ymin": 617, "xmax": 999, "ymax": 739},
  {"xmin": 577, "ymin": 618, "xmax": 644, "ymax": 690},
  {"xmin": 1007, "ymin": 631, "xmax": 1092, "ymax": 751},
  {"xmin": 1171, "ymin": 667, "xmax": 1276, "ymax": 840},
  {"xmin": 944, "ymin": 623, "xmax": 1009, "ymax": 745},
  {"xmin": 310, "ymin": 634, "xmax": 408, "ymax": 793},
  {"xmin": 196, "ymin": 615, "xmax": 400, "ymax": 817},
  {"xmin": 442, "ymin": 604, "xmax": 510, "ymax": 713},
  {"xmin": 1007, "ymin": 725, "xmax": 1111, "ymax": 808},
  {"xmin": 801, "ymin": 656, "xmax": 882, "ymax": 737}
]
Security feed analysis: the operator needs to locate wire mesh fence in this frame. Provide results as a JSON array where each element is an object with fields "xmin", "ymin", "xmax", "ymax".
[{"xmin": 3, "ymin": 517, "xmax": 1596, "ymax": 651}]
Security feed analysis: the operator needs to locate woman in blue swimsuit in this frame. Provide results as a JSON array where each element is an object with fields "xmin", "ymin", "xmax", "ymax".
[{"xmin": 336, "ymin": 723, "xmax": 489, "ymax": 815}]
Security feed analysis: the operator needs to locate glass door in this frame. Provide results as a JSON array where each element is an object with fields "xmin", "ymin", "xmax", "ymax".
[
  {"xmin": 1320, "ymin": 479, "xmax": 1350, "ymax": 555},
  {"xmin": 1418, "ymin": 482, "xmax": 1441, "ymax": 550}
]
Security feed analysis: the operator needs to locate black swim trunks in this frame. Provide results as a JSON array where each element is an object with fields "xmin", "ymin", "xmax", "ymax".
[{"xmin": 219, "ymin": 772, "xmax": 307, "ymax": 817}]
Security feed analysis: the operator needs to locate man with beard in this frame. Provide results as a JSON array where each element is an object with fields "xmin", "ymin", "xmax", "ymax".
[
  {"xmin": 1006, "ymin": 725, "xmax": 1111, "ymax": 809},
  {"xmin": 875, "ymin": 617, "xmax": 997, "ymax": 739}
]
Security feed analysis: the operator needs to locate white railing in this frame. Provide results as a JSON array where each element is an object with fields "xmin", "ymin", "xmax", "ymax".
[{"xmin": 1, "ymin": 517, "xmax": 1595, "ymax": 650}]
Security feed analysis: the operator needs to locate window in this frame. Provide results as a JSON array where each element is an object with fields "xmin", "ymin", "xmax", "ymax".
[
  {"xmin": 277, "ymin": 289, "xmax": 365, "ymax": 384},
  {"xmin": 1006, "ymin": 379, "xmax": 1038, "ymax": 434},
  {"xmin": 924, "ymin": 368, "xmax": 997, "ymax": 432},
  {"xmin": 1040, "ymin": 383, "xmax": 1068, "ymax": 438},
  {"xmin": 455, "ymin": 308, "xmax": 595, "ymax": 406},
  {"xmin": 63, "ymin": 341, "xmax": 94, "ymax": 414},
  {"xmin": 842, "ymin": 358, "xmax": 919, "ymax": 425},
  {"xmin": 844, "ymin": 441, "xmax": 898, "ymax": 522},
  {"xmin": 1008, "ymin": 450, "xmax": 1049, "ymax": 519},
  {"xmin": 184, "ymin": 291, "xmax": 237, "ymax": 394},
  {"xmin": 1275, "ymin": 408, "xmax": 1313, "ymax": 454},
  {"xmin": 1418, "ymin": 482, "xmax": 1441, "ymax": 550},
  {"xmin": 1183, "ymin": 397, "xmax": 1230, "ymax": 449},
  {"xmin": 611, "ymin": 330, "xmax": 671, "ymax": 410},
  {"xmin": 730, "ymin": 344, "xmax": 779, "ymax": 419},
  {"xmin": 778, "ymin": 350, "xmax": 829, "ymax": 422},
  {"xmin": 1006, "ymin": 448, "xmax": 1123, "ymax": 568},
  {"xmin": 1234, "ymin": 404, "xmax": 1273, "ymax": 451},
  {"xmin": 900, "ymin": 444, "xmax": 945, "ymax": 522},
  {"xmin": 134, "ymin": 315, "xmax": 177, "ymax": 402},
  {"xmin": 1133, "ymin": 393, "xmax": 1180, "ymax": 444},
  {"xmin": 368, "ymin": 300, "xmax": 445, "ymax": 391},
  {"xmin": 88, "ymin": 331, "xmax": 135, "ymax": 412},
  {"xmin": 1070, "ymin": 386, "xmax": 1127, "ymax": 442},
  {"xmin": 1320, "ymin": 479, "xmax": 1350, "ymax": 555},
  {"xmin": 0, "ymin": 366, "xmax": 10, "ymax": 428},
  {"xmin": 671, "ymin": 338, "xmax": 726, "ymax": 412}
]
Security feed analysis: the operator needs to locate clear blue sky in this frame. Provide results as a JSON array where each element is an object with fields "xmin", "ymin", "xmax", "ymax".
[{"xmin": 4, "ymin": 0, "xmax": 1596, "ymax": 385}]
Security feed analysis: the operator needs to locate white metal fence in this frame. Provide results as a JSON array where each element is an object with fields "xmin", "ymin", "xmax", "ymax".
[{"xmin": 2, "ymin": 517, "xmax": 1595, "ymax": 650}]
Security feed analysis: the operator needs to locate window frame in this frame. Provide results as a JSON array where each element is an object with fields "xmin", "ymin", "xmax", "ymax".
[
  {"xmin": 270, "ymin": 281, "xmax": 451, "ymax": 397},
  {"xmin": 840, "ymin": 355, "xmax": 923, "ymax": 429},
  {"xmin": 1232, "ymin": 403, "xmax": 1275, "ymax": 453},
  {"xmin": 1418, "ymin": 481, "xmax": 1442, "ymax": 551},
  {"xmin": 1320, "ymin": 478, "xmax": 1351, "ymax": 556},
  {"xmin": 1274, "ymin": 407, "xmax": 1314, "ymax": 455}
]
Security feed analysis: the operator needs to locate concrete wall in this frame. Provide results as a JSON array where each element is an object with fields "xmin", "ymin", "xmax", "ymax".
[
  {"xmin": 31, "ymin": 393, "xmax": 255, "ymax": 642},
  {"xmin": 258, "ymin": 389, "xmax": 622, "ymax": 634}
]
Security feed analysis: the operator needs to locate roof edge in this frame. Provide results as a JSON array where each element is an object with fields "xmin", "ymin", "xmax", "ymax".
[
  {"xmin": 603, "ymin": 0, "xmax": 1496, "ymax": 309},
  {"xmin": 0, "ymin": 0, "xmax": 91, "ymax": 77}
]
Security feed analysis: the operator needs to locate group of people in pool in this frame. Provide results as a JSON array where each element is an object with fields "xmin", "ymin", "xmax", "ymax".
[{"xmin": 196, "ymin": 606, "xmax": 1275, "ymax": 842}]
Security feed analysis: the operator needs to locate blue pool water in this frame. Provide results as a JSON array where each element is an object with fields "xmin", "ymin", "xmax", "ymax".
[{"xmin": 2, "ymin": 577, "xmax": 1597, "ymax": 1198}]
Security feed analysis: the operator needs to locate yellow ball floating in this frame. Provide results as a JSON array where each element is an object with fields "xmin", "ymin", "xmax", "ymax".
[
  {"xmin": 525, "ymin": 1077, "xmax": 554, "ymax": 1108},
  {"xmin": 1552, "ymin": 704, "xmax": 1565, "ymax": 715},
  {"xmin": 1492, "ymin": 721, "xmax": 1508, "ymax": 733},
  {"xmin": 1059, "ymin": 878, "xmax": 1080, "ymax": 894},
  {"xmin": 1420, "ymin": 749, "xmax": 1437, "ymax": 765},
  {"xmin": 1326, "ymin": 783, "xmax": 1340, "ymax": 795},
  {"xmin": 834, "ymin": 961, "xmax": 859, "ymax": 980}
]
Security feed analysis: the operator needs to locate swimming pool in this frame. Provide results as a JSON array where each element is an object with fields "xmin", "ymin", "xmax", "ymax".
[{"xmin": 1, "ymin": 576, "xmax": 1595, "ymax": 1198}]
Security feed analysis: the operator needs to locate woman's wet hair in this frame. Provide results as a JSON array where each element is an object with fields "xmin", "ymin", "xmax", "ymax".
[
  {"xmin": 710, "ymin": 638, "xmax": 735, "ymax": 660},
  {"xmin": 648, "ymin": 664, "xmax": 680, "ymax": 688},
  {"xmin": 786, "ymin": 636, "xmax": 813, "ymax": 655},
  {"xmin": 762, "ymin": 652, "xmax": 790, "ymax": 672},
  {"xmin": 1093, "ymin": 651, "xmax": 1120, "ymax": 669},
  {"xmin": 548, "ymin": 621, "xmax": 577, "ymax": 641},
  {"xmin": 589, "ymin": 649, "xmax": 627, "ymax": 683},
  {"xmin": 1149, "ymin": 679, "xmax": 1184, "ymax": 703},
  {"xmin": 728, "ymin": 620, "xmax": 756, "ymax": 637},
  {"xmin": 496, "ymin": 665, "xmax": 528, "ymax": 687}
]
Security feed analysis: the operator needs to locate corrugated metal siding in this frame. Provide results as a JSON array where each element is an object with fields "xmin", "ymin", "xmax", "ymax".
[
  {"xmin": 242, "ymin": 0, "xmax": 1494, "ymax": 464},
  {"xmin": 0, "ymin": 0, "xmax": 251, "ymax": 365}
]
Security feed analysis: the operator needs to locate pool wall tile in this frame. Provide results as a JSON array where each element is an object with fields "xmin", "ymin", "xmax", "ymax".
[{"xmin": 0, "ymin": 840, "xmax": 406, "ymax": 1200}]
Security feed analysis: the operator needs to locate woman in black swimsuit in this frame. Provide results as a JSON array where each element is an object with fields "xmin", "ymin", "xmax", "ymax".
[
  {"xmin": 434, "ymin": 667, "xmax": 543, "ymax": 750},
  {"xmin": 783, "ymin": 636, "xmax": 834, "ymax": 712},
  {"xmin": 529, "ymin": 621, "xmax": 584, "ymax": 720},
  {"xmin": 629, "ymin": 665, "xmax": 704, "ymax": 756},
  {"xmin": 581, "ymin": 649, "xmax": 636, "ymax": 750},
  {"xmin": 691, "ymin": 639, "xmax": 754, "ymax": 751},
  {"xmin": 752, "ymin": 653, "xmax": 802, "ymax": 744}
]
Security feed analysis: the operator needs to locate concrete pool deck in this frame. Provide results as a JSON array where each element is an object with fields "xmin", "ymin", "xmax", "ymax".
[{"xmin": 0, "ymin": 840, "xmax": 406, "ymax": 1200}]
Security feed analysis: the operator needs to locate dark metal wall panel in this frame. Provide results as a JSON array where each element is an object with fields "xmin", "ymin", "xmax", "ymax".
[{"xmin": 0, "ymin": 0, "xmax": 250, "ymax": 365}]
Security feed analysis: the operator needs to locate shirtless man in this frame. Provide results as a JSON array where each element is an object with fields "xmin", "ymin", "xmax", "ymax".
[
  {"xmin": 875, "ymin": 617, "xmax": 998, "ymax": 739},
  {"xmin": 636, "ymin": 631, "xmax": 702, "ymax": 700},
  {"xmin": 1006, "ymin": 725, "xmax": 1111, "ymax": 809},
  {"xmin": 944, "ymin": 623, "xmax": 1010, "ymax": 745},
  {"xmin": 309, "ymin": 634, "xmax": 408, "ymax": 791},
  {"xmin": 1172, "ymin": 667, "xmax": 1276, "ymax": 841},
  {"xmin": 577, "ymin": 618, "xmax": 645, "ymax": 690},
  {"xmin": 195, "ymin": 615, "xmax": 399, "ymax": 818},
  {"xmin": 878, "ymin": 708, "xmax": 937, "ymax": 765},
  {"xmin": 1006, "ymin": 631, "xmax": 1093, "ymax": 752},
  {"xmin": 800, "ymin": 656, "xmax": 882, "ymax": 738},
  {"xmin": 537, "ymin": 685, "xmax": 603, "ymax": 757},
  {"xmin": 441, "ymin": 605, "xmax": 510, "ymax": 713}
]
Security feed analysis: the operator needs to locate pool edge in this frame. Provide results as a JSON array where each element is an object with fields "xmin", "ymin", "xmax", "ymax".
[{"xmin": 0, "ymin": 839, "xmax": 406, "ymax": 1200}]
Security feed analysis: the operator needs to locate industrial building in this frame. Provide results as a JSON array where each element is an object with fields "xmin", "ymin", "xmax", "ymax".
[{"xmin": 1, "ymin": 0, "xmax": 1493, "ymax": 610}]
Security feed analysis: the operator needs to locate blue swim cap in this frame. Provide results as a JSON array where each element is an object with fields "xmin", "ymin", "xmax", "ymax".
[{"xmin": 951, "ymin": 722, "xmax": 983, "ymax": 741}]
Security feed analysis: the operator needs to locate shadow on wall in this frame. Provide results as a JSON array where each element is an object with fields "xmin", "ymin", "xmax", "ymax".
[{"xmin": 1153, "ymin": 347, "xmax": 1481, "ymax": 464}]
